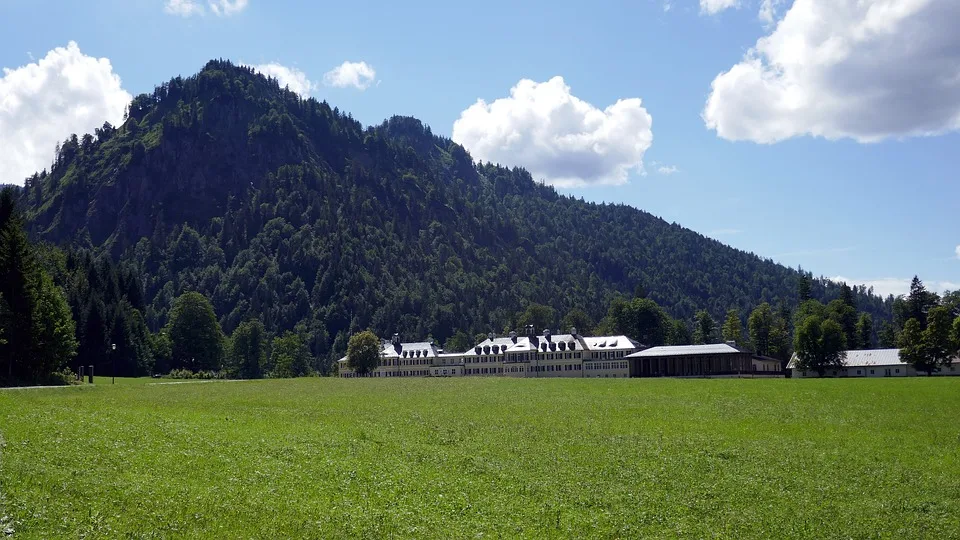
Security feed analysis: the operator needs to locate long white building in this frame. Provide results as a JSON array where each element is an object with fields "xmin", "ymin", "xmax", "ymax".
[
  {"xmin": 338, "ymin": 326, "xmax": 641, "ymax": 378},
  {"xmin": 787, "ymin": 349, "xmax": 960, "ymax": 378}
]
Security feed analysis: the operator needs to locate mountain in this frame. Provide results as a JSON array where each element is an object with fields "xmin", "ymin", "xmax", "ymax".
[{"xmin": 17, "ymin": 60, "xmax": 892, "ymax": 366}]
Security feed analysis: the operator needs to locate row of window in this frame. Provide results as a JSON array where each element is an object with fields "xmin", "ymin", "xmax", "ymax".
[
  {"xmin": 380, "ymin": 358, "xmax": 430, "ymax": 367},
  {"xmin": 590, "ymin": 351, "xmax": 627, "ymax": 360},
  {"xmin": 585, "ymin": 362, "xmax": 628, "ymax": 371}
]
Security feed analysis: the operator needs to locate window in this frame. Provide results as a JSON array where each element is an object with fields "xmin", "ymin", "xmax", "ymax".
[
  {"xmin": 870, "ymin": 370, "xmax": 875, "ymax": 375},
  {"xmin": 856, "ymin": 370, "xmax": 862, "ymax": 375},
  {"xmin": 895, "ymin": 369, "xmax": 900, "ymax": 374}
]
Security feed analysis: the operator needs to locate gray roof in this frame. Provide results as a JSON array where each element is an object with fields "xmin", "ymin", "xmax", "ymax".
[
  {"xmin": 582, "ymin": 335, "xmax": 640, "ymax": 351},
  {"xmin": 786, "ymin": 348, "xmax": 905, "ymax": 369},
  {"xmin": 627, "ymin": 343, "xmax": 742, "ymax": 358}
]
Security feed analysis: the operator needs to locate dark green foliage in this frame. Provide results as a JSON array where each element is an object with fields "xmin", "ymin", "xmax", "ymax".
[
  {"xmin": 443, "ymin": 330, "xmax": 474, "ymax": 354},
  {"xmin": 602, "ymin": 297, "xmax": 670, "ymax": 346},
  {"xmin": 270, "ymin": 331, "xmax": 310, "ymax": 378},
  {"xmin": 855, "ymin": 313, "xmax": 874, "ymax": 350},
  {"xmin": 18, "ymin": 61, "xmax": 893, "ymax": 366},
  {"xmin": 693, "ymin": 310, "xmax": 716, "ymax": 345},
  {"xmin": 226, "ymin": 319, "xmax": 267, "ymax": 379},
  {"xmin": 827, "ymin": 299, "xmax": 858, "ymax": 351},
  {"xmin": 797, "ymin": 274, "xmax": 812, "ymax": 303},
  {"xmin": 878, "ymin": 320, "xmax": 898, "ymax": 348},
  {"xmin": 721, "ymin": 309, "xmax": 742, "ymax": 345},
  {"xmin": 794, "ymin": 316, "xmax": 847, "ymax": 376},
  {"xmin": 667, "ymin": 319, "xmax": 692, "ymax": 346},
  {"xmin": 906, "ymin": 276, "xmax": 939, "ymax": 329},
  {"xmin": 748, "ymin": 303, "xmax": 773, "ymax": 356},
  {"xmin": 560, "ymin": 308, "xmax": 594, "ymax": 335},
  {"xmin": 517, "ymin": 303, "xmax": 557, "ymax": 334},
  {"xmin": 347, "ymin": 330, "xmax": 380, "ymax": 375},
  {"xmin": 0, "ymin": 188, "xmax": 77, "ymax": 384},
  {"xmin": 165, "ymin": 292, "xmax": 224, "ymax": 372},
  {"xmin": 900, "ymin": 308, "xmax": 956, "ymax": 376}
]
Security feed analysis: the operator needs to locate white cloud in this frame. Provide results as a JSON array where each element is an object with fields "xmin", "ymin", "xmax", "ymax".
[
  {"xmin": 700, "ymin": 0, "xmax": 740, "ymax": 15},
  {"xmin": 955, "ymin": 245, "xmax": 960, "ymax": 260},
  {"xmin": 704, "ymin": 0, "xmax": 960, "ymax": 143},
  {"xmin": 831, "ymin": 276, "xmax": 959, "ymax": 298},
  {"xmin": 663, "ymin": 1, "xmax": 673, "ymax": 12},
  {"xmin": 164, "ymin": 0, "xmax": 204, "ymax": 17},
  {"xmin": 164, "ymin": 0, "xmax": 247, "ymax": 17},
  {"xmin": 758, "ymin": 0, "xmax": 785, "ymax": 24},
  {"xmin": 322, "ymin": 61, "xmax": 376, "ymax": 90},
  {"xmin": 452, "ymin": 76, "xmax": 653, "ymax": 188},
  {"xmin": 0, "ymin": 42, "xmax": 131, "ymax": 186},
  {"xmin": 208, "ymin": 0, "xmax": 247, "ymax": 16},
  {"xmin": 657, "ymin": 164, "xmax": 679, "ymax": 175},
  {"xmin": 245, "ymin": 63, "xmax": 316, "ymax": 96}
]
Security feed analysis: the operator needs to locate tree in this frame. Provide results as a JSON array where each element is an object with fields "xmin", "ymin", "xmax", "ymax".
[
  {"xmin": 270, "ymin": 331, "xmax": 310, "ymax": 378},
  {"xmin": 30, "ymin": 273, "xmax": 78, "ymax": 380},
  {"xmin": 838, "ymin": 282, "xmax": 856, "ymax": 309},
  {"xmin": 347, "ymin": 330, "xmax": 381, "ymax": 376},
  {"xmin": 721, "ymin": 309, "xmax": 742, "ymax": 345},
  {"xmin": 667, "ymin": 319, "xmax": 692, "ymax": 346},
  {"xmin": 854, "ymin": 313, "xmax": 874, "ymax": 350},
  {"xmin": 226, "ymin": 319, "xmax": 267, "ymax": 378},
  {"xmin": 922, "ymin": 307, "xmax": 954, "ymax": 375},
  {"xmin": 953, "ymin": 316, "xmax": 960, "ymax": 360},
  {"xmin": 748, "ymin": 303, "xmax": 773, "ymax": 356},
  {"xmin": 827, "ymin": 299, "xmax": 857, "ymax": 350},
  {"xmin": 604, "ymin": 297, "xmax": 670, "ymax": 346},
  {"xmin": 517, "ymin": 303, "xmax": 556, "ymax": 334},
  {"xmin": 693, "ymin": 310, "xmax": 716, "ymax": 345},
  {"xmin": 165, "ymin": 292, "xmax": 224, "ymax": 372},
  {"xmin": 898, "ymin": 318, "xmax": 927, "ymax": 374},
  {"xmin": 877, "ymin": 320, "xmax": 898, "ymax": 348},
  {"xmin": 793, "ymin": 316, "xmax": 847, "ymax": 376},
  {"xmin": 443, "ymin": 330, "xmax": 474, "ymax": 354},
  {"xmin": 906, "ymin": 276, "xmax": 938, "ymax": 329},
  {"xmin": 797, "ymin": 274, "xmax": 812, "ymax": 303},
  {"xmin": 561, "ymin": 308, "xmax": 594, "ymax": 335}
]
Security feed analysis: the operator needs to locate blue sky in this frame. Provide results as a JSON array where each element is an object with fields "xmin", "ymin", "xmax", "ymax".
[{"xmin": 0, "ymin": 0, "xmax": 957, "ymax": 297}]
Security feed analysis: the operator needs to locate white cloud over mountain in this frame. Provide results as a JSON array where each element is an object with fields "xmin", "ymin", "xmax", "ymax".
[
  {"xmin": 245, "ymin": 62, "xmax": 316, "ymax": 96},
  {"xmin": 452, "ymin": 76, "xmax": 653, "ymax": 188},
  {"xmin": 0, "ymin": 42, "xmax": 131, "ymax": 186},
  {"xmin": 704, "ymin": 0, "xmax": 960, "ymax": 143},
  {"xmin": 322, "ymin": 61, "xmax": 376, "ymax": 90}
]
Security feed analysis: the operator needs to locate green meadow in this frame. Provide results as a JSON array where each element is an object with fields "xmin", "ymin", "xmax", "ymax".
[{"xmin": 1, "ymin": 378, "xmax": 958, "ymax": 538}]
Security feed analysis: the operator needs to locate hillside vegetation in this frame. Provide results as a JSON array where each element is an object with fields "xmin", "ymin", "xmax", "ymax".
[{"xmin": 18, "ymin": 60, "xmax": 892, "ymax": 365}]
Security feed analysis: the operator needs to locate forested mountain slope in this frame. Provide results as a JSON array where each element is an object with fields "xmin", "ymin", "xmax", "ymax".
[{"xmin": 18, "ymin": 60, "xmax": 891, "ymax": 363}]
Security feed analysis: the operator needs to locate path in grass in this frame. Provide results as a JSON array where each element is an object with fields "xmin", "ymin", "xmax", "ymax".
[{"xmin": 1, "ymin": 377, "xmax": 958, "ymax": 538}]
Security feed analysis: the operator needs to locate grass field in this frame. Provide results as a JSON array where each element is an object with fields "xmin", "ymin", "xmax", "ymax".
[{"xmin": 1, "ymin": 377, "xmax": 959, "ymax": 538}]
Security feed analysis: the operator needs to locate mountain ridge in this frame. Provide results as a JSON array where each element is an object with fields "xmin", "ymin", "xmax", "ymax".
[{"xmin": 16, "ymin": 59, "xmax": 892, "ymax": 365}]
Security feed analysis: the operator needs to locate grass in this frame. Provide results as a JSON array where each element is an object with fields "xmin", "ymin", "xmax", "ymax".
[{"xmin": 1, "ymin": 377, "xmax": 958, "ymax": 538}]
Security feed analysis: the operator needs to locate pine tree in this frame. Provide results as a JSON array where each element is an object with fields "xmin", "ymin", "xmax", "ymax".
[
  {"xmin": 721, "ymin": 309, "xmax": 742, "ymax": 345},
  {"xmin": 693, "ymin": 310, "xmax": 716, "ymax": 345}
]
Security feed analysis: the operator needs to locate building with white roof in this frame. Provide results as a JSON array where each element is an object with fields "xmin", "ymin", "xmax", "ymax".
[
  {"xmin": 337, "ymin": 334, "xmax": 442, "ymax": 378},
  {"xmin": 626, "ymin": 342, "xmax": 767, "ymax": 377},
  {"xmin": 787, "ymin": 349, "xmax": 960, "ymax": 378}
]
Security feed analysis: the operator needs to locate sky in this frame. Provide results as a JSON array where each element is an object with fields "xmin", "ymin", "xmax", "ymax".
[{"xmin": 0, "ymin": 0, "xmax": 957, "ymax": 298}]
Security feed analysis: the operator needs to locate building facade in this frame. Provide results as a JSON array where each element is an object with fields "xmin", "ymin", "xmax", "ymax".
[
  {"xmin": 787, "ymin": 349, "xmax": 960, "ymax": 378},
  {"xmin": 626, "ymin": 343, "xmax": 768, "ymax": 377},
  {"xmin": 338, "ymin": 327, "xmax": 641, "ymax": 378}
]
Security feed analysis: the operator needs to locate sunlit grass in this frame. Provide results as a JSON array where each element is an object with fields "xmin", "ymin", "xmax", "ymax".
[{"xmin": 1, "ymin": 378, "xmax": 958, "ymax": 538}]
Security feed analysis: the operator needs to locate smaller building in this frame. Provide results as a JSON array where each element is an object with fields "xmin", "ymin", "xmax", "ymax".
[
  {"xmin": 337, "ymin": 334, "xmax": 441, "ymax": 378},
  {"xmin": 626, "ymin": 342, "xmax": 781, "ymax": 377},
  {"xmin": 787, "ymin": 349, "xmax": 960, "ymax": 378}
]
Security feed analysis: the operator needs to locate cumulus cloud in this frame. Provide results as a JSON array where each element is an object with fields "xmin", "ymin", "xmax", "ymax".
[
  {"xmin": 322, "ymin": 61, "xmax": 376, "ymax": 90},
  {"xmin": 245, "ymin": 62, "xmax": 316, "ymax": 96},
  {"xmin": 209, "ymin": 0, "xmax": 248, "ymax": 16},
  {"xmin": 831, "ymin": 276, "xmax": 959, "ymax": 298},
  {"xmin": 956, "ymin": 245, "xmax": 960, "ymax": 259},
  {"xmin": 0, "ymin": 42, "xmax": 131, "ymax": 186},
  {"xmin": 164, "ymin": 0, "xmax": 205, "ymax": 16},
  {"xmin": 452, "ymin": 76, "xmax": 653, "ymax": 188},
  {"xmin": 700, "ymin": 0, "xmax": 740, "ymax": 15},
  {"xmin": 758, "ymin": 0, "xmax": 785, "ymax": 23},
  {"xmin": 704, "ymin": 0, "xmax": 960, "ymax": 143}
]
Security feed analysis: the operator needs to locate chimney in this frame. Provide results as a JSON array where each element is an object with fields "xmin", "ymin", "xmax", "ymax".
[
  {"xmin": 725, "ymin": 340, "xmax": 737, "ymax": 347},
  {"xmin": 392, "ymin": 333, "xmax": 400, "ymax": 346},
  {"xmin": 544, "ymin": 328, "xmax": 551, "ymax": 341},
  {"xmin": 509, "ymin": 331, "xmax": 517, "ymax": 342},
  {"xmin": 488, "ymin": 332, "xmax": 496, "ymax": 341},
  {"xmin": 571, "ymin": 327, "xmax": 578, "ymax": 337}
]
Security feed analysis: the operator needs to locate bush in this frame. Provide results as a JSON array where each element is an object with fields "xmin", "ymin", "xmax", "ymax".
[{"xmin": 165, "ymin": 368, "xmax": 225, "ymax": 380}]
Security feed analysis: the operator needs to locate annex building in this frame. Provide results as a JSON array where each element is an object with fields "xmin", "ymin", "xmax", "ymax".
[
  {"xmin": 339, "ymin": 328, "xmax": 783, "ymax": 378},
  {"xmin": 787, "ymin": 349, "xmax": 960, "ymax": 378}
]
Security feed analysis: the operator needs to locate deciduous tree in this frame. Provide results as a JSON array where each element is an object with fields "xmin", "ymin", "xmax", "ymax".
[
  {"xmin": 166, "ymin": 292, "xmax": 224, "ymax": 372},
  {"xmin": 347, "ymin": 330, "xmax": 381, "ymax": 376},
  {"xmin": 794, "ymin": 316, "xmax": 847, "ymax": 376}
]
